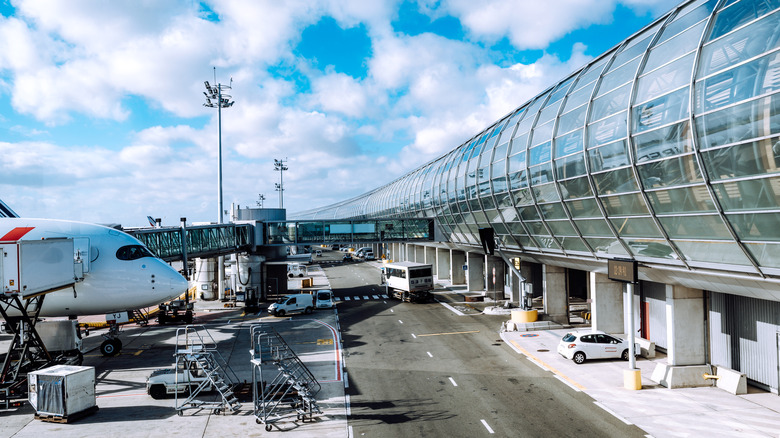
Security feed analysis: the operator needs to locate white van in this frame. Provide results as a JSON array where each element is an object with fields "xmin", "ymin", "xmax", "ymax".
[
  {"xmin": 268, "ymin": 294, "xmax": 315, "ymax": 317},
  {"xmin": 316, "ymin": 289, "xmax": 334, "ymax": 309}
]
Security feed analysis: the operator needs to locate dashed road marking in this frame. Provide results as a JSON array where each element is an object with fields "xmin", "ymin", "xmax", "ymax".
[
  {"xmin": 417, "ymin": 330, "xmax": 479, "ymax": 337},
  {"xmin": 448, "ymin": 377, "xmax": 458, "ymax": 387},
  {"xmin": 398, "ymin": 320, "xmax": 404, "ymax": 324},
  {"xmin": 481, "ymin": 419, "xmax": 495, "ymax": 434},
  {"xmin": 427, "ymin": 351, "xmax": 433, "ymax": 358}
]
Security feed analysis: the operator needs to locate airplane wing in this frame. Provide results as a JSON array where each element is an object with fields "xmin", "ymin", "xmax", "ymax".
[{"xmin": 0, "ymin": 199, "xmax": 19, "ymax": 218}]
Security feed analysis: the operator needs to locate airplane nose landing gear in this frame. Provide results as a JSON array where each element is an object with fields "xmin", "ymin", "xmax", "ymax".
[{"xmin": 100, "ymin": 318, "xmax": 124, "ymax": 357}]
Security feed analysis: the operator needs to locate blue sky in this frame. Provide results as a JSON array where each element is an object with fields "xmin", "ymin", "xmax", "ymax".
[{"xmin": 0, "ymin": 0, "xmax": 680, "ymax": 226}]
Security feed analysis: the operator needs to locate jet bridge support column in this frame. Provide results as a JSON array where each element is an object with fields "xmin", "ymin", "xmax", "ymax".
[{"xmin": 436, "ymin": 248, "xmax": 450, "ymax": 280}]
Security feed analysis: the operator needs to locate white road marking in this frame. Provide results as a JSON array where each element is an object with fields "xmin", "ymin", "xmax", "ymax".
[
  {"xmin": 427, "ymin": 351, "xmax": 433, "ymax": 358},
  {"xmin": 480, "ymin": 419, "xmax": 495, "ymax": 434},
  {"xmin": 594, "ymin": 401, "xmax": 632, "ymax": 425},
  {"xmin": 398, "ymin": 320, "xmax": 404, "ymax": 324},
  {"xmin": 554, "ymin": 374, "xmax": 581, "ymax": 392},
  {"xmin": 390, "ymin": 309, "xmax": 394, "ymax": 313},
  {"xmin": 344, "ymin": 371, "xmax": 349, "ymax": 389},
  {"xmin": 448, "ymin": 377, "xmax": 458, "ymax": 387},
  {"xmin": 411, "ymin": 333, "xmax": 416, "ymax": 339},
  {"xmin": 335, "ymin": 297, "xmax": 341, "ymax": 301},
  {"xmin": 348, "ymin": 426, "xmax": 353, "ymax": 438},
  {"xmin": 381, "ymin": 295, "xmax": 388, "ymax": 299},
  {"xmin": 439, "ymin": 302, "xmax": 466, "ymax": 316},
  {"xmin": 363, "ymin": 296, "xmax": 369, "ymax": 300},
  {"xmin": 346, "ymin": 394, "xmax": 351, "ymax": 416},
  {"xmin": 344, "ymin": 296, "xmax": 351, "ymax": 301},
  {"xmin": 372, "ymin": 295, "xmax": 379, "ymax": 299},
  {"xmin": 353, "ymin": 296, "xmax": 361, "ymax": 300}
]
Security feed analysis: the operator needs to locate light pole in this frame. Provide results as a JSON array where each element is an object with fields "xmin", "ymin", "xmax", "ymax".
[
  {"xmin": 256, "ymin": 194, "xmax": 266, "ymax": 208},
  {"xmin": 274, "ymin": 158, "xmax": 288, "ymax": 208},
  {"xmin": 203, "ymin": 69, "xmax": 235, "ymax": 301}
]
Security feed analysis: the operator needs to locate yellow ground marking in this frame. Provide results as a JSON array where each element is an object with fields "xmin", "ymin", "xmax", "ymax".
[
  {"xmin": 317, "ymin": 338, "xmax": 334, "ymax": 345},
  {"xmin": 508, "ymin": 340, "xmax": 586, "ymax": 391},
  {"xmin": 416, "ymin": 330, "xmax": 480, "ymax": 337},
  {"xmin": 134, "ymin": 350, "xmax": 143, "ymax": 356}
]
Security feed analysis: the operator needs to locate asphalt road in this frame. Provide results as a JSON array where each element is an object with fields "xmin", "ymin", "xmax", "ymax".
[{"xmin": 321, "ymin": 252, "xmax": 646, "ymax": 437}]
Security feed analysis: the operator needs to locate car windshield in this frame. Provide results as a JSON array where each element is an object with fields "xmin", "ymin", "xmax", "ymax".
[
  {"xmin": 562, "ymin": 333, "xmax": 576, "ymax": 342},
  {"xmin": 276, "ymin": 296, "xmax": 289, "ymax": 304},
  {"xmin": 318, "ymin": 292, "xmax": 330, "ymax": 300}
]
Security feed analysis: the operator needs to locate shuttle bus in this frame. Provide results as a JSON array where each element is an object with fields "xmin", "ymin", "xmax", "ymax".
[{"xmin": 383, "ymin": 261, "xmax": 433, "ymax": 302}]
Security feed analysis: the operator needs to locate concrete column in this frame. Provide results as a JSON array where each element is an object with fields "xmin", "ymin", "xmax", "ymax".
[
  {"xmin": 415, "ymin": 245, "xmax": 425, "ymax": 263},
  {"xmin": 543, "ymin": 264, "xmax": 568, "ymax": 324},
  {"xmin": 436, "ymin": 248, "xmax": 450, "ymax": 280},
  {"xmin": 466, "ymin": 252, "xmax": 485, "ymax": 293},
  {"xmin": 425, "ymin": 246, "xmax": 436, "ymax": 269},
  {"xmin": 666, "ymin": 285, "xmax": 706, "ymax": 366},
  {"xmin": 450, "ymin": 250, "xmax": 466, "ymax": 285},
  {"xmin": 589, "ymin": 272, "xmax": 624, "ymax": 334},
  {"xmin": 486, "ymin": 256, "xmax": 505, "ymax": 300},
  {"xmin": 509, "ymin": 269, "xmax": 521, "ymax": 304}
]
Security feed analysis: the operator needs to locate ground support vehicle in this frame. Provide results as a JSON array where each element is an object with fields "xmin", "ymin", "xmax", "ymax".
[
  {"xmin": 557, "ymin": 330, "xmax": 638, "ymax": 364},
  {"xmin": 249, "ymin": 324, "xmax": 321, "ymax": 431},
  {"xmin": 268, "ymin": 294, "xmax": 314, "ymax": 317},
  {"xmin": 383, "ymin": 261, "xmax": 434, "ymax": 303},
  {"xmin": 157, "ymin": 299, "xmax": 193, "ymax": 325}
]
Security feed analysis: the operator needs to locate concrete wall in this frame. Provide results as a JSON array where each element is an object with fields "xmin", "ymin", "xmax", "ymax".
[
  {"xmin": 436, "ymin": 248, "xmax": 450, "ymax": 280},
  {"xmin": 543, "ymin": 264, "xmax": 568, "ymax": 324},
  {"xmin": 589, "ymin": 272, "xmax": 624, "ymax": 334},
  {"xmin": 451, "ymin": 250, "xmax": 466, "ymax": 285}
]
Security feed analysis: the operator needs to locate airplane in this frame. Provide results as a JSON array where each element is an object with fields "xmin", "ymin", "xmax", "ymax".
[{"xmin": 0, "ymin": 217, "xmax": 188, "ymax": 356}]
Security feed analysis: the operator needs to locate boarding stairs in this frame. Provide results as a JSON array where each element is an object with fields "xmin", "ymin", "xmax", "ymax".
[
  {"xmin": 173, "ymin": 325, "xmax": 241, "ymax": 416},
  {"xmin": 249, "ymin": 324, "xmax": 321, "ymax": 431}
]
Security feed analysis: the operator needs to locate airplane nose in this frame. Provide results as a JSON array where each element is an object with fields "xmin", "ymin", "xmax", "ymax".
[{"xmin": 170, "ymin": 271, "xmax": 189, "ymax": 297}]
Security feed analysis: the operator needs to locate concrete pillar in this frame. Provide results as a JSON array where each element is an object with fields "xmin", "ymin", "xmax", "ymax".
[
  {"xmin": 425, "ymin": 246, "xmax": 436, "ymax": 269},
  {"xmin": 466, "ymin": 252, "xmax": 485, "ymax": 293},
  {"xmin": 543, "ymin": 264, "xmax": 568, "ymax": 324},
  {"xmin": 436, "ymin": 248, "xmax": 450, "ymax": 280},
  {"xmin": 509, "ymin": 270, "xmax": 521, "ymax": 304},
  {"xmin": 589, "ymin": 272, "xmax": 624, "ymax": 334},
  {"xmin": 414, "ymin": 245, "xmax": 423, "ymax": 263},
  {"xmin": 666, "ymin": 285, "xmax": 706, "ymax": 366},
  {"xmin": 486, "ymin": 256, "xmax": 505, "ymax": 300},
  {"xmin": 451, "ymin": 250, "xmax": 466, "ymax": 285}
]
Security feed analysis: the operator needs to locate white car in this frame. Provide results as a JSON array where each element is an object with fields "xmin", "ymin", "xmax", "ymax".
[
  {"xmin": 557, "ymin": 330, "xmax": 636, "ymax": 364},
  {"xmin": 316, "ymin": 289, "xmax": 334, "ymax": 309}
]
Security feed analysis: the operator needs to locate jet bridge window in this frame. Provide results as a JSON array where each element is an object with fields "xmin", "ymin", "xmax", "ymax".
[{"xmin": 116, "ymin": 245, "xmax": 154, "ymax": 261}]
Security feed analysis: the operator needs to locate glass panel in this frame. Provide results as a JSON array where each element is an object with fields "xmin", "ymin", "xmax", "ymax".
[
  {"xmin": 525, "ymin": 221, "xmax": 546, "ymax": 235},
  {"xmin": 510, "ymin": 132, "xmax": 529, "ymax": 154},
  {"xmin": 634, "ymin": 121, "xmax": 692, "ymax": 162},
  {"xmin": 538, "ymin": 101, "xmax": 563, "ymax": 125},
  {"xmin": 633, "ymin": 87, "xmax": 690, "ymax": 133},
  {"xmin": 655, "ymin": 0, "xmax": 714, "ymax": 45},
  {"xmin": 562, "ymin": 80, "xmax": 598, "ymax": 113},
  {"xmin": 713, "ymin": 176, "xmax": 780, "ymax": 211},
  {"xmin": 744, "ymin": 242, "xmax": 780, "ymax": 267},
  {"xmin": 591, "ymin": 83, "xmax": 631, "ymax": 121},
  {"xmin": 587, "ymin": 237, "xmax": 627, "ymax": 255},
  {"xmin": 494, "ymin": 191, "xmax": 512, "ymax": 206},
  {"xmin": 708, "ymin": 2, "xmax": 780, "ymax": 44},
  {"xmin": 529, "ymin": 142, "xmax": 552, "ymax": 165},
  {"xmin": 646, "ymin": 185, "xmax": 715, "ymax": 213},
  {"xmin": 701, "ymin": 10, "xmax": 780, "ymax": 77},
  {"xmin": 492, "ymin": 143, "xmax": 508, "ymax": 163},
  {"xmin": 611, "ymin": 216, "xmax": 663, "ymax": 237},
  {"xmin": 659, "ymin": 214, "xmax": 732, "ymax": 239},
  {"xmin": 626, "ymin": 239, "xmax": 677, "ymax": 259},
  {"xmin": 645, "ymin": 21, "xmax": 707, "ymax": 73},
  {"xmin": 696, "ymin": 52, "xmax": 780, "ymax": 113},
  {"xmin": 637, "ymin": 154, "xmax": 703, "ymax": 188},
  {"xmin": 673, "ymin": 240, "xmax": 753, "ymax": 265},
  {"xmin": 588, "ymin": 111, "xmax": 627, "ymax": 147},
  {"xmin": 539, "ymin": 202, "xmax": 567, "ymax": 219},
  {"xmin": 695, "ymin": 95, "xmax": 780, "ymax": 150},
  {"xmin": 635, "ymin": 53, "xmax": 695, "ymax": 103},
  {"xmin": 549, "ymin": 76, "xmax": 577, "ymax": 104},
  {"xmin": 593, "ymin": 167, "xmax": 639, "ymax": 194},
  {"xmin": 555, "ymin": 130, "xmax": 583, "ymax": 157},
  {"xmin": 601, "ymin": 193, "xmax": 649, "ymax": 215},
  {"xmin": 727, "ymin": 212, "xmax": 780, "ymax": 241},
  {"xmin": 575, "ymin": 218, "xmax": 614, "ymax": 236},
  {"xmin": 557, "ymin": 105, "xmax": 587, "ymax": 134},
  {"xmin": 566, "ymin": 198, "xmax": 602, "ymax": 218},
  {"xmin": 531, "ymin": 121, "xmax": 554, "ymax": 146},
  {"xmin": 533, "ymin": 183, "xmax": 560, "ymax": 202},
  {"xmin": 611, "ymin": 31, "xmax": 658, "ymax": 69},
  {"xmin": 508, "ymin": 151, "xmax": 526, "ymax": 173},
  {"xmin": 572, "ymin": 55, "xmax": 612, "ymax": 91},
  {"xmin": 597, "ymin": 57, "xmax": 642, "ymax": 95},
  {"xmin": 513, "ymin": 188, "xmax": 534, "ymax": 206},
  {"xmin": 559, "ymin": 176, "xmax": 592, "ymax": 199},
  {"xmin": 558, "ymin": 236, "xmax": 590, "ymax": 252},
  {"xmin": 589, "ymin": 140, "xmax": 629, "ymax": 171},
  {"xmin": 556, "ymin": 154, "xmax": 587, "ymax": 180},
  {"xmin": 530, "ymin": 163, "xmax": 553, "ymax": 185},
  {"xmin": 702, "ymin": 139, "xmax": 780, "ymax": 181},
  {"xmin": 547, "ymin": 220, "xmax": 576, "ymax": 235},
  {"xmin": 521, "ymin": 206, "xmax": 540, "ymax": 221}
]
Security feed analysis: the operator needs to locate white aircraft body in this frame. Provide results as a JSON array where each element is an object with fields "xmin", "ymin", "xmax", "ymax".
[{"xmin": 0, "ymin": 218, "xmax": 187, "ymax": 318}]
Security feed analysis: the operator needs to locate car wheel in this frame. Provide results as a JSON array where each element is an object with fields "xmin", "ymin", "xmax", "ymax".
[
  {"xmin": 621, "ymin": 349, "xmax": 629, "ymax": 361},
  {"xmin": 304, "ymin": 306, "xmax": 313, "ymax": 314},
  {"xmin": 573, "ymin": 351, "xmax": 586, "ymax": 364},
  {"xmin": 149, "ymin": 385, "xmax": 166, "ymax": 400},
  {"xmin": 276, "ymin": 310, "xmax": 285, "ymax": 317}
]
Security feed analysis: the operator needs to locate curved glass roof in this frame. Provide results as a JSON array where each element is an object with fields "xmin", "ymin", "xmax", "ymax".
[{"xmin": 295, "ymin": 0, "xmax": 780, "ymax": 277}]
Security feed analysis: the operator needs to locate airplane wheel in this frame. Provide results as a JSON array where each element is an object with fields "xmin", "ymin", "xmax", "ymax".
[{"xmin": 100, "ymin": 339, "xmax": 121, "ymax": 357}]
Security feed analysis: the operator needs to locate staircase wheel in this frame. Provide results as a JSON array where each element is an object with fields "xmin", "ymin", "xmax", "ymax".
[{"xmin": 265, "ymin": 424, "xmax": 272, "ymax": 432}]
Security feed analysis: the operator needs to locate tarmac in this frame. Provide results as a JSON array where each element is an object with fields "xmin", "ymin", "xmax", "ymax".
[{"xmin": 2, "ymin": 261, "xmax": 780, "ymax": 437}]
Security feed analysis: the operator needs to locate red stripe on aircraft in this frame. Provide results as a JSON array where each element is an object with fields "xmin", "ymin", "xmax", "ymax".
[{"xmin": 0, "ymin": 227, "xmax": 35, "ymax": 241}]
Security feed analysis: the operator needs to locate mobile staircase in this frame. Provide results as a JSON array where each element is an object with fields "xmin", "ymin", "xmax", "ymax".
[
  {"xmin": 173, "ymin": 325, "xmax": 241, "ymax": 416},
  {"xmin": 249, "ymin": 324, "xmax": 321, "ymax": 431}
]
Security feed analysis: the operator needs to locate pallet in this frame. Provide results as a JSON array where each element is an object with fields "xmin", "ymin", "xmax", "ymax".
[{"xmin": 34, "ymin": 405, "xmax": 99, "ymax": 423}]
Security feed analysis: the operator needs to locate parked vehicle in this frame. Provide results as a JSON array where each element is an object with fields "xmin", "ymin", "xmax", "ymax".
[
  {"xmin": 315, "ymin": 290, "xmax": 334, "ymax": 309},
  {"xmin": 315, "ymin": 250, "xmax": 322, "ymax": 257},
  {"xmin": 268, "ymin": 293, "xmax": 315, "ymax": 317},
  {"xmin": 364, "ymin": 253, "xmax": 375, "ymax": 261},
  {"xmin": 287, "ymin": 263, "xmax": 307, "ymax": 278},
  {"xmin": 342, "ymin": 253, "xmax": 353, "ymax": 262},
  {"xmin": 557, "ymin": 330, "xmax": 638, "ymax": 364},
  {"xmin": 147, "ymin": 356, "xmax": 211, "ymax": 399},
  {"xmin": 383, "ymin": 261, "xmax": 433, "ymax": 302}
]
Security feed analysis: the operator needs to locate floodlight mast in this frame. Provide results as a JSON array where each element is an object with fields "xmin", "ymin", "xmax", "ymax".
[
  {"xmin": 274, "ymin": 158, "xmax": 288, "ymax": 209},
  {"xmin": 203, "ymin": 68, "xmax": 235, "ymax": 301}
]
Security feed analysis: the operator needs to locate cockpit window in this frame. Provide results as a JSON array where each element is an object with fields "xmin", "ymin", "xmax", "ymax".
[{"xmin": 116, "ymin": 245, "xmax": 154, "ymax": 261}]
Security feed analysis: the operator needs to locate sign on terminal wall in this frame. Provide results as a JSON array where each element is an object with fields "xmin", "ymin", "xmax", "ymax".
[{"xmin": 608, "ymin": 259, "xmax": 637, "ymax": 283}]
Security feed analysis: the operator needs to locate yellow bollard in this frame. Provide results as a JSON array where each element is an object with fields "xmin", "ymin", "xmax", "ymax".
[
  {"xmin": 511, "ymin": 309, "xmax": 538, "ymax": 323},
  {"xmin": 624, "ymin": 368, "xmax": 641, "ymax": 390}
]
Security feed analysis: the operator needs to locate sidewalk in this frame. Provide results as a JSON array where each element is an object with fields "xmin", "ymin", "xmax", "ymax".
[{"xmin": 500, "ymin": 328, "xmax": 780, "ymax": 437}]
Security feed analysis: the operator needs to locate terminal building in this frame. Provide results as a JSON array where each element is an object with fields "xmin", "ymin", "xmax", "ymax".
[{"xmin": 294, "ymin": 0, "xmax": 780, "ymax": 393}]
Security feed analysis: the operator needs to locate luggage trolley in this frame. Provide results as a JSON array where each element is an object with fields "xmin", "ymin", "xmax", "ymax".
[{"xmin": 249, "ymin": 324, "xmax": 321, "ymax": 431}]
